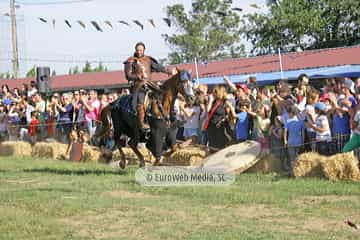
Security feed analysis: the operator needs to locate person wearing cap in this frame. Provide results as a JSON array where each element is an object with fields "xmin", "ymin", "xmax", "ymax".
[
  {"xmin": 124, "ymin": 42, "xmax": 176, "ymax": 130},
  {"xmin": 305, "ymin": 102, "xmax": 332, "ymax": 156}
]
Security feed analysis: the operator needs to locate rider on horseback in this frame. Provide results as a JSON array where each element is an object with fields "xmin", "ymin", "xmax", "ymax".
[{"xmin": 124, "ymin": 42, "xmax": 176, "ymax": 130}]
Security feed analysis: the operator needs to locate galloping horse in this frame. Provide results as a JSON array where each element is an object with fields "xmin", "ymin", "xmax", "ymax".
[{"xmin": 98, "ymin": 61, "xmax": 195, "ymax": 169}]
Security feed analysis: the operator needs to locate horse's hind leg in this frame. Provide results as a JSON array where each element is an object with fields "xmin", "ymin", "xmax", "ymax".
[
  {"xmin": 129, "ymin": 144, "xmax": 145, "ymax": 168},
  {"xmin": 118, "ymin": 147, "xmax": 127, "ymax": 169}
]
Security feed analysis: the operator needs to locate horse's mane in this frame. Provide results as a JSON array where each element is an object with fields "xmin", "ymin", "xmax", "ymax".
[{"xmin": 160, "ymin": 71, "xmax": 180, "ymax": 92}]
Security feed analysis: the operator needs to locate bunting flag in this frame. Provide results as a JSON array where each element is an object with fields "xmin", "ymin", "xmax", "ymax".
[
  {"xmin": 65, "ymin": 20, "xmax": 72, "ymax": 28},
  {"xmin": 215, "ymin": 11, "xmax": 227, "ymax": 17},
  {"xmin": 77, "ymin": 20, "xmax": 86, "ymax": 29},
  {"xmin": 119, "ymin": 20, "xmax": 130, "ymax": 26},
  {"xmin": 39, "ymin": 17, "xmax": 47, "ymax": 23},
  {"xmin": 161, "ymin": 33, "xmax": 169, "ymax": 39},
  {"xmin": 104, "ymin": 20, "xmax": 113, "ymax": 29},
  {"xmin": 91, "ymin": 21, "xmax": 102, "ymax": 32},
  {"xmin": 3, "ymin": 13, "xmax": 10, "ymax": 16},
  {"xmin": 133, "ymin": 20, "xmax": 144, "ymax": 30},
  {"xmin": 163, "ymin": 18, "xmax": 171, "ymax": 27},
  {"xmin": 231, "ymin": 7, "xmax": 243, "ymax": 12},
  {"xmin": 52, "ymin": 19, "xmax": 56, "ymax": 29},
  {"xmin": 149, "ymin": 19, "xmax": 156, "ymax": 28}
]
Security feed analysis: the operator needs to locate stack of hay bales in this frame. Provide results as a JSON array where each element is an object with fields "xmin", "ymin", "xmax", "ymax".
[
  {"xmin": 32, "ymin": 142, "xmax": 68, "ymax": 160},
  {"xmin": 0, "ymin": 141, "xmax": 32, "ymax": 157},
  {"xmin": 321, "ymin": 152, "xmax": 360, "ymax": 181},
  {"xmin": 163, "ymin": 146, "xmax": 209, "ymax": 166},
  {"xmin": 246, "ymin": 153, "xmax": 283, "ymax": 174},
  {"xmin": 293, "ymin": 152, "xmax": 325, "ymax": 178}
]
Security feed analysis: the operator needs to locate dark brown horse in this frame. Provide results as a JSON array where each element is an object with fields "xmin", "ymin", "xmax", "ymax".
[{"xmin": 98, "ymin": 65, "xmax": 195, "ymax": 168}]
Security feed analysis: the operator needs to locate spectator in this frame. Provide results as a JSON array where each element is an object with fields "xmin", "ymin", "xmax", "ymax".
[
  {"xmin": 284, "ymin": 105, "xmax": 306, "ymax": 171},
  {"xmin": 204, "ymin": 85, "xmax": 236, "ymax": 151}
]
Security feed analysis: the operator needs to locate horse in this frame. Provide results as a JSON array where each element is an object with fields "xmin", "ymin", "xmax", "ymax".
[{"xmin": 98, "ymin": 66, "xmax": 195, "ymax": 169}]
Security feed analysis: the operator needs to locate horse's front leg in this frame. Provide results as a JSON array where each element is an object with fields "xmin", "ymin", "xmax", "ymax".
[
  {"xmin": 118, "ymin": 147, "xmax": 127, "ymax": 169},
  {"xmin": 128, "ymin": 144, "xmax": 145, "ymax": 168}
]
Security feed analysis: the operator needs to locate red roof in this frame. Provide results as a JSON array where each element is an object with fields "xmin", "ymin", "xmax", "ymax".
[{"xmin": 2, "ymin": 45, "xmax": 360, "ymax": 91}]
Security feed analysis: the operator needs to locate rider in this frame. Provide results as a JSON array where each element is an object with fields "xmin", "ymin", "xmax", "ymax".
[{"xmin": 124, "ymin": 42, "xmax": 175, "ymax": 130}]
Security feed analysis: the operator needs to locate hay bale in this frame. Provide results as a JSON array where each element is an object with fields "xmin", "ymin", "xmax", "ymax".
[
  {"xmin": 111, "ymin": 147, "xmax": 154, "ymax": 165},
  {"xmin": 32, "ymin": 142, "xmax": 68, "ymax": 159},
  {"xmin": 0, "ymin": 141, "xmax": 32, "ymax": 157},
  {"xmin": 81, "ymin": 145, "xmax": 103, "ymax": 162},
  {"xmin": 246, "ymin": 153, "xmax": 283, "ymax": 174},
  {"xmin": 163, "ymin": 146, "xmax": 209, "ymax": 166},
  {"xmin": 293, "ymin": 152, "xmax": 325, "ymax": 178},
  {"xmin": 321, "ymin": 153, "xmax": 360, "ymax": 181}
]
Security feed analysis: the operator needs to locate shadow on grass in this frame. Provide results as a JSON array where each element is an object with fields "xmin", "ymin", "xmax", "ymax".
[{"xmin": 23, "ymin": 167, "xmax": 126, "ymax": 176}]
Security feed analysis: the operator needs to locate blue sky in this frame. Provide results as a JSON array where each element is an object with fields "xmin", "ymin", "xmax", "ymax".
[{"xmin": 0, "ymin": 0, "xmax": 266, "ymax": 77}]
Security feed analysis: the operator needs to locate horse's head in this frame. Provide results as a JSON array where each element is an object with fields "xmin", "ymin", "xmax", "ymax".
[{"xmin": 174, "ymin": 69, "xmax": 196, "ymax": 104}]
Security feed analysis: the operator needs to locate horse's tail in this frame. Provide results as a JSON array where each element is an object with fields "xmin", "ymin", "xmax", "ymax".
[{"xmin": 95, "ymin": 104, "xmax": 112, "ymax": 140}]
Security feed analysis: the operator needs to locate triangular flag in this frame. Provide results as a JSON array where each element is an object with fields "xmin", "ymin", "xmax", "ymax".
[
  {"xmin": 250, "ymin": 4, "xmax": 260, "ymax": 9},
  {"xmin": 133, "ymin": 20, "xmax": 144, "ymax": 30},
  {"xmin": 39, "ymin": 17, "xmax": 47, "ymax": 23},
  {"xmin": 91, "ymin": 21, "xmax": 103, "ymax": 32},
  {"xmin": 52, "ymin": 19, "xmax": 55, "ymax": 29},
  {"xmin": 231, "ymin": 7, "xmax": 243, "ymax": 12},
  {"xmin": 161, "ymin": 33, "xmax": 169, "ymax": 39},
  {"xmin": 215, "ymin": 11, "xmax": 227, "ymax": 17},
  {"xmin": 149, "ymin": 19, "xmax": 156, "ymax": 28},
  {"xmin": 104, "ymin": 20, "xmax": 113, "ymax": 29},
  {"xmin": 119, "ymin": 20, "xmax": 130, "ymax": 26},
  {"xmin": 77, "ymin": 20, "xmax": 86, "ymax": 29},
  {"xmin": 163, "ymin": 18, "xmax": 171, "ymax": 27},
  {"xmin": 65, "ymin": 20, "xmax": 72, "ymax": 28},
  {"xmin": 3, "ymin": 13, "xmax": 10, "ymax": 16}
]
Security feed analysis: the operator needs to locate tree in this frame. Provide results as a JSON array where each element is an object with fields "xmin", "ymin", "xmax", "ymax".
[
  {"xmin": 242, "ymin": 0, "xmax": 360, "ymax": 55},
  {"xmin": 72, "ymin": 66, "xmax": 80, "ymax": 74},
  {"xmin": 0, "ymin": 72, "xmax": 12, "ymax": 79},
  {"xmin": 93, "ymin": 62, "xmax": 106, "ymax": 72},
  {"xmin": 26, "ymin": 66, "xmax": 36, "ymax": 77},
  {"xmin": 82, "ymin": 61, "xmax": 93, "ymax": 73},
  {"xmin": 164, "ymin": 0, "xmax": 245, "ymax": 64}
]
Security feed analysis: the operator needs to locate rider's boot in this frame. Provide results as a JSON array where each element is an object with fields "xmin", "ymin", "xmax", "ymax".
[{"xmin": 136, "ymin": 104, "xmax": 149, "ymax": 130}]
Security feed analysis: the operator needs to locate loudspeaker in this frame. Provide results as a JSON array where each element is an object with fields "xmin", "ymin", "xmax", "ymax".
[{"xmin": 36, "ymin": 67, "xmax": 51, "ymax": 94}]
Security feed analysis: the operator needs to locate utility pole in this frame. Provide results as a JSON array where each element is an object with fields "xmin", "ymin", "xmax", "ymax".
[{"xmin": 10, "ymin": 0, "xmax": 19, "ymax": 79}]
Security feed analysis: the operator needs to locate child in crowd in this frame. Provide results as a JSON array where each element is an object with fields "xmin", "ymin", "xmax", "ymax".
[
  {"xmin": 28, "ymin": 111, "xmax": 39, "ymax": 144},
  {"xmin": 234, "ymin": 99, "xmax": 250, "ymax": 142},
  {"xmin": 306, "ymin": 102, "xmax": 332, "ymax": 156},
  {"xmin": 269, "ymin": 116, "xmax": 287, "ymax": 170},
  {"xmin": 284, "ymin": 106, "xmax": 306, "ymax": 171}
]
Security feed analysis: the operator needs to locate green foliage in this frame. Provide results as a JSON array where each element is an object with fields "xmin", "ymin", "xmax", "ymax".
[
  {"xmin": 82, "ymin": 61, "xmax": 93, "ymax": 73},
  {"xmin": 164, "ymin": 0, "xmax": 245, "ymax": 64},
  {"xmin": 26, "ymin": 66, "xmax": 36, "ymax": 78},
  {"xmin": 243, "ymin": 0, "xmax": 360, "ymax": 55},
  {"xmin": 0, "ymin": 72, "xmax": 12, "ymax": 79}
]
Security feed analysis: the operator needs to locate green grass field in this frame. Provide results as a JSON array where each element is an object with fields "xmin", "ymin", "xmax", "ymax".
[{"xmin": 0, "ymin": 156, "xmax": 359, "ymax": 240}]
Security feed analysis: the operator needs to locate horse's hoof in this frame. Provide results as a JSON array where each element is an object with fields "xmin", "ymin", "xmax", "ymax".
[
  {"xmin": 153, "ymin": 160, "xmax": 160, "ymax": 166},
  {"xmin": 139, "ymin": 161, "xmax": 145, "ymax": 168},
  {"xmin": 119, "ymin": 160, "xmax": 126, "ymax": 169}
]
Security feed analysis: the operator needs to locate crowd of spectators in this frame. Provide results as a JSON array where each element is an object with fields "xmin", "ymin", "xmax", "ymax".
[
  {"xmin": 173, "ymin": 74, "xmax": 360, "ymax": 172},
  {"xmin": 1, "ymin": 74, "xmax": 360, "ymax": 173}
]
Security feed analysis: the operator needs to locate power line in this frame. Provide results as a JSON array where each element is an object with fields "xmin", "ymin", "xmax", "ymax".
[{"xmin": 15, "ymin": 0, "xmax": 93, "ymax": 6}]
